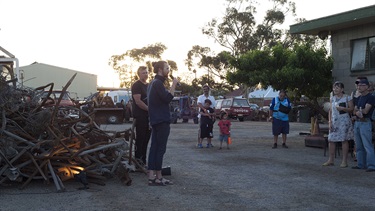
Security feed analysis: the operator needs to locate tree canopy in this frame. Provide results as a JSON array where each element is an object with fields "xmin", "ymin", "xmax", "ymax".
[
  {"xmin": 189, "ymin": 0, "xmax": 319, "ymax": 91},
  {"xmin": 192, "ymin": 0, "xmax": 333, "ymax": 117},
  {"xmin": 202, "ymin": 0, "xmax": 297, "ymax": 55},
  {"xmin": 185, "ymin": 46, "xmax": 232, "ymax": 93},
  {"xmin": 108, "ymin": 0, "xmax": 334, "ymax": 106},
  {"xmin": 227, "ymin": 43, "xmax": 333, "ymax": 116},
  {"xmin": 108, "ymin": 43, "xmax": 179, "ymax": 88}
]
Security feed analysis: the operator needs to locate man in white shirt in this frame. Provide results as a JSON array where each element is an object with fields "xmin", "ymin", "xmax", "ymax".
[
  {"xmin": 197, "ymin": 84, "xmax": 216, "ymax": 148},
  {"xmin": 197, "ymin": 84, "xmax": 216, "ymax": 111}
]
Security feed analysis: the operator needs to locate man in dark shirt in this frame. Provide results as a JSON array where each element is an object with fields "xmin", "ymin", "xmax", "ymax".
[
  {"xmin": 352, "ymin": 79, "xmax": 375, "ymax": 172},
  {"xmin": 131, "ymin": 66, "xmax": 151, "ymax": 167},
  {"xmin": 147, "ymin": 61, "xmax": 178, "ymax": 186}
]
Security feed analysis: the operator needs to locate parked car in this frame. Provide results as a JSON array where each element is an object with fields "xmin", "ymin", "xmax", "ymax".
[
  {"xmin": 170, "ymin": 97, "xmax": 180, "ymax": 124},
  {"xmin": 39, "ymin": 90, "xmax": 79, "ymax": 119},
  {"xmin": 215, "ymin": 98, "xmax": 251, "ymax": 121},
  {"xmin": 169, "ymin": 96, "xmax": 199, "ymax": 124},
  {"xmin": 40, "ymin": 90, "xmax": 75, "ymax": 107},
  {"xmin": 249, "ymin": 103, "xmax": 260, "ymax": 111},
  {"xmin": 214, "ymin": 99, "xmax": 224, "ymax": 116},
  {"xmin": 261, "ymin": 106, "xmax": 270, "ymax": 113},
  {"xmin": 80, "ymin": 92, "xmax": 125, "ymax": 124},
  {"xmin": 106, "ymin": 90, "xmax": 132, "ymax": 105}
]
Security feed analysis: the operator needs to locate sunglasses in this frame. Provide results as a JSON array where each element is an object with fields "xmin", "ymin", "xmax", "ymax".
[{"xmin": 355, "ymin": 81, "xmax": 360, "ymax": 84}]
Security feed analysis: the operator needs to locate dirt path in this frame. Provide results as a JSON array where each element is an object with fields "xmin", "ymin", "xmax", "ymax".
[{"xmin": 1, "ymin": 121, "xmax": 375, "ymax": 210}]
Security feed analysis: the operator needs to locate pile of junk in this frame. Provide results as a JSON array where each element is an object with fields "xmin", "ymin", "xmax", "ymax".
[{"xmin": 0, "ymin": 48, "xmax": 144, "ymax": 192}]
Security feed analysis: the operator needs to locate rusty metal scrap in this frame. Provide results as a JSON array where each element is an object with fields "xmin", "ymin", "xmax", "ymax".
[{"xmin": 0, "ymin": 75, "xmax": 142, "ymax": 192}]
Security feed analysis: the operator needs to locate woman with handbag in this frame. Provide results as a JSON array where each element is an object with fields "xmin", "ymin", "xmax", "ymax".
[
  {"xmin": 323, "ymin": 81, "xmax": 354, "ymax": 168},
  {"xmin": 269, "ymin": 89, "xmax": 292, "ymax": 149}
]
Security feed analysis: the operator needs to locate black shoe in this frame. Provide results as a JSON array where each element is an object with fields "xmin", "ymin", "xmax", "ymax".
[
  {"xmin": 272, "ymin": 143, "xmax": 277, "ymax": 149},
  {"xmin": 282, "ymin": 143, "xmax": 288, "ymax": 148},
  {"xmin": 352, "ymin": 166, "xmax": 361, "ymax": 169},
  {"xmin": 366, "ymin": 169, "xmax": 375, "ymax": 172}
]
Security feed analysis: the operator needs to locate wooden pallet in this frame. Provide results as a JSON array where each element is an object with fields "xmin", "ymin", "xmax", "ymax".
[{"xmin": 304, "ymin": 135, "xmax": 327, "ymax": 148}]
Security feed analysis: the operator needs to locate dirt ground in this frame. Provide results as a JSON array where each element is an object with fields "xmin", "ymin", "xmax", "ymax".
[{"xmin": 1, "ymin": 120, "xmax": 375, "ymax": 210}]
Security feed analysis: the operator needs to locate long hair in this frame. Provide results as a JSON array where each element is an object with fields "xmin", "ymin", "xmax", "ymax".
[{"xmin": 152, "ymin": 61, "xmax": 167, "ymax": 74}]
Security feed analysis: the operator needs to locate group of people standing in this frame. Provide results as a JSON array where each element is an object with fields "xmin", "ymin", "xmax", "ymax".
[
  {"xmin": 266, "ymin": 77, "xmax": 375, "ymax": 172},
  {"xmin": 131, "ymin": 62, "xmax": 233, "ymax": 186},
  {"xmin": 131, "ymin": 60, "xmax": 375, "ymax": 187},
  {"xmin": 196, "ymin": 85, "xmax": 232, "ymax": 150},
  {"xmin": 323, "ymin": 77, "xmax": 375, "ymax": 172},
  {"xmin": 131, "ymin": 61, "xmax": 178, "ymax": 186}
]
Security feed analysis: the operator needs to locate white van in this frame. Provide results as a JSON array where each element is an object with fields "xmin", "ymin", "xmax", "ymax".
[{"xmin": 107, "ymin": 90, "xmax": 132, "ymax": 104}]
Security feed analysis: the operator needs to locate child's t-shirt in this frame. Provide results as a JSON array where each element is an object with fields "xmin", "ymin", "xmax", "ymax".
[
  {"xmin": 218, "ymin": 120, "xmax": 231, "ymax": 135},
  {"xmin": 200, "ymin": 107, "xmax": 215, "ymax": 125}
]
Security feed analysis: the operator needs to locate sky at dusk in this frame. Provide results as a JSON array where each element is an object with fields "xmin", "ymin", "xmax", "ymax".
[{"xmin": 1, "ymin": 0, "xmax": 374, "ymax": 87}]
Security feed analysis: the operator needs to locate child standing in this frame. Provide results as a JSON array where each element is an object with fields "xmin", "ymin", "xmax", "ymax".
[
  {"xmin": 218, "ymin": 112, "xmax": 231, "ymax": 149},
  {"xmin": 198, "ymin": 99, "xmax": 215, "ymax": 148}
]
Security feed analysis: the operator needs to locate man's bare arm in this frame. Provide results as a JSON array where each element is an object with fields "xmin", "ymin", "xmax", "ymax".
[{"xmin": 133, "ymin": 94, "xmax": 148, "ymax": 111}]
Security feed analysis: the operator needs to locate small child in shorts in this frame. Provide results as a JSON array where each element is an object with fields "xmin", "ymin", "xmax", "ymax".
[
  {"xmin": 218, "ymin": 112, "xmax": 231, "ymax": 149},
  {"xmin": 199, "ymin": 99, "xmax": 215, "ymax": 148}
]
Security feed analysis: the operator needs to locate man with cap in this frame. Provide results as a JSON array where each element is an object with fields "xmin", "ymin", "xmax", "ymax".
[
  {"xmin": 269, "ymin": 89, "xmax": 292, "ymax": 149},
  {"xmin": 352, "ymin": 78, "xmax": 375, "ymax": 172},
  {"xmin": 197, "ymin": 84, "xmax": 216, "ymax": 148}
]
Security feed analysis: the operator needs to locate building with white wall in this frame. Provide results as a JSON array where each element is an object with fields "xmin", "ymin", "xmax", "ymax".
[{"xmin": 19, "ymin": 62, "xmax": 97, "ymax": 99}]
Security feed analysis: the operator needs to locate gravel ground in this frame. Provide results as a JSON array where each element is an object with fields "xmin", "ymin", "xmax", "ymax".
[{"xmin": 1, "ymin": 120, "xmax": 375, "ymax": 211}]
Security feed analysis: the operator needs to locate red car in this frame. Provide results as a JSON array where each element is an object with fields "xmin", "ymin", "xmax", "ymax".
[
  {"xmin": 40, "ymin": 90, "xmax": 79, "ymax": 118},
  {"xmin": 215, "ymin": 98, "xmax": 251, "ymax": 121},
  {"xmin": 41, "ymin": 90, "xmax": 75, "ymax": 107}
]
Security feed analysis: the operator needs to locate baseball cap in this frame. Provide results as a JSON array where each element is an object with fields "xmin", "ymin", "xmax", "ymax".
[{"xmin": 358, "ymin": 79, "xmax": 369, "ymax": 85}]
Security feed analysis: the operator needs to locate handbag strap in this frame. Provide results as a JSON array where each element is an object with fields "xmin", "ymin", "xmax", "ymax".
[{"xmin": 346, "ymin": 95, "xmax": 348, "ymax": 108}]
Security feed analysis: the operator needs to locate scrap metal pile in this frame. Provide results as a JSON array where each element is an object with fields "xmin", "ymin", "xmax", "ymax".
[{"xmin": 0, "ymin": 74, "xmax": 144, "ymax": 192}]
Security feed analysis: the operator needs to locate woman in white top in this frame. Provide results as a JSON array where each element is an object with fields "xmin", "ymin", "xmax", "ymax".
[{"xmin": 323, "ymin": 81, "xmax": 354, "ymax": 168}]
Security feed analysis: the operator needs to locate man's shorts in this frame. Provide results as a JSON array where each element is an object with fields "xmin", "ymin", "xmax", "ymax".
[{"xmin": 272, "ymin": 118, "xmax": 289, "ymax": 135}]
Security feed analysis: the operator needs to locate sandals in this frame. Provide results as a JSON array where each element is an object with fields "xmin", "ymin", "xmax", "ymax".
[
  {"xmin": 159, "ymin": 177, "xmax": 173, "ymax": 185},
  {"xmin": 148, "ymin": 178, "xmax": 165, "ymax": 186},
  {"xmin": 340, "ymin": 163, "xmax": 348, "ymax": 168},
  {"xmin": 148, "ymin": 178, "xmax": 173, "ymax": 186},
  {"xmin": 322, "ymin": 162, "xmax": 334, "ymax": 166}
]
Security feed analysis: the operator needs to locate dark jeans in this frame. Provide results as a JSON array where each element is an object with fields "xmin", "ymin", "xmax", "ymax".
[
  {"xmin": 134, "ymin": 116, "xmax": 151, "ymax": 164},
  {"xmin": 148, "ymin": 122, "xmax": 170, "ymax": 171}
]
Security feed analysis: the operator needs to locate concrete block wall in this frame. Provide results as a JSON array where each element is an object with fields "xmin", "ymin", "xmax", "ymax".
[{"xmin": 331, "ymin": 22, "xmax": 375, "ymax": 92}]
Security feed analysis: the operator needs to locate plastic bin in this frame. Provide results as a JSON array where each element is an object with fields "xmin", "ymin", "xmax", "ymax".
[{"xmin": 298, "ymin": 108, "xmax": 310, "ymax": 123}]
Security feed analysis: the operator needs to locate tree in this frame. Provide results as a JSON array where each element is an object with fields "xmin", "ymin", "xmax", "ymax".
[
  {"xmin": 185, "ymin": 45, "xmax": 232, "ymax": 91},
  {"xmin": 108, "ymin": 43, "xmax": 169, "ymax": 88},
  {"xmin": 227, "ymin": 43, "xmax": 333, "ymax": 117},
  {"xmin": 197, "ymin": 0, "xmax": 332, "ymax": 111},
  {"xmin": 202, "ymin": 0, "xmax": 297, "ymax": 55},
  {"xmin": 193, "ymin": 0, "xmax": 317, "ymax": 97}
]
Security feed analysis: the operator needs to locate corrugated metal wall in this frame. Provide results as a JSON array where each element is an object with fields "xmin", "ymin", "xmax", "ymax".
[{"xmin": 20, "ymin": 63, "xmax": 97, "ymax": 99}]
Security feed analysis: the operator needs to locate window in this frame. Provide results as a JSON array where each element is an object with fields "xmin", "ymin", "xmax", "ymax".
[
  {"xmin": 351, "ymin": 36, "xmax": 375, "ymax": 71},
  {"xmin": 216, "ymin": 100, "xmax": 222, "ymax": 109},
  {"xmin": 222, "ymin": 100, "xmax": 231, "ymax": 108},
  {"xmin": 370, "ymin": 37, "xmax": 375, "ymax": 69},
  {"xmin": 233, "ymin": 99, "xmax": 250, "ymax": 107}
]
